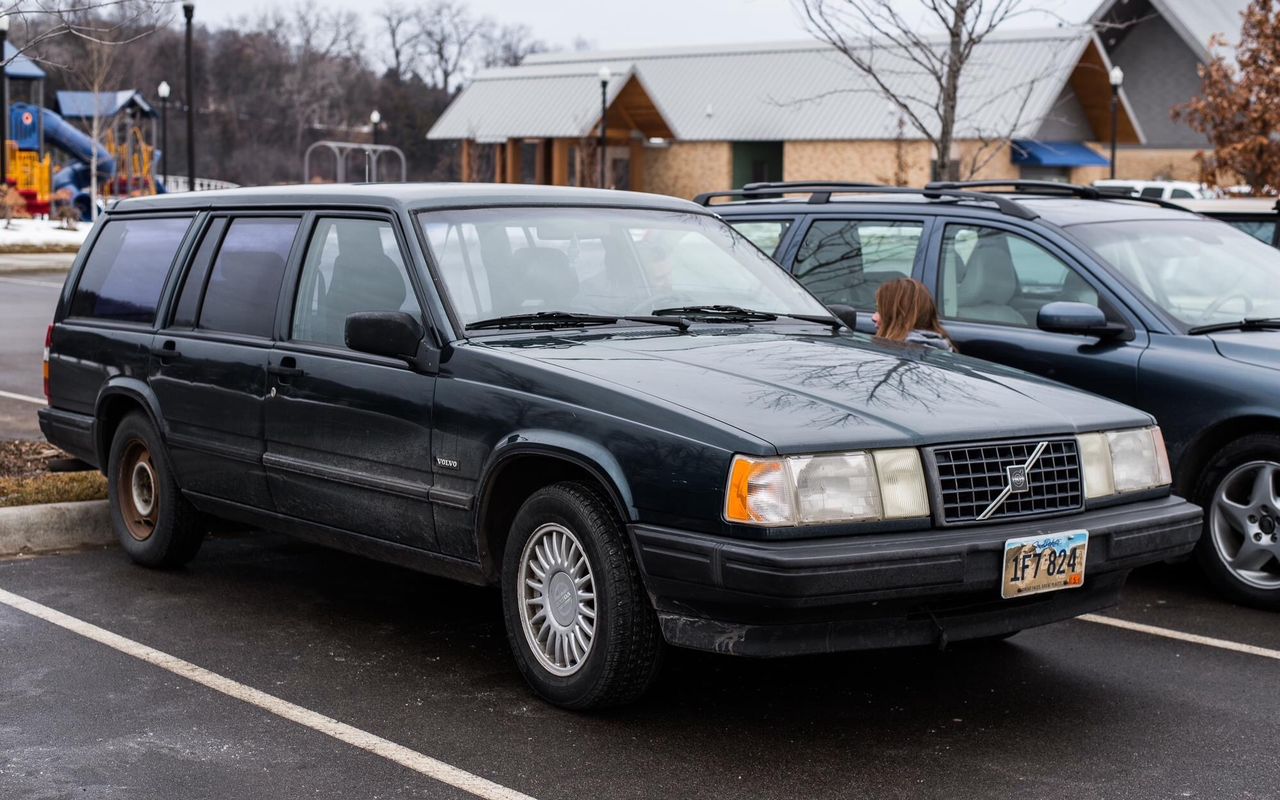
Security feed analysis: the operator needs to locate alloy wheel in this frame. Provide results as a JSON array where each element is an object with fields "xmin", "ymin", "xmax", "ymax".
[
  {"xmin": 1210, "ymin": 460, "xmax": 1280, "ymax": 590},
  {"xmin": 518, "ymin": 522, "xmax": 597, "ymax": 676}
]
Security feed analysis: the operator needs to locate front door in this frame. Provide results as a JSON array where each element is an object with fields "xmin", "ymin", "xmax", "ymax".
[
  {"xmin": 928, "ymin": 220, "xmax": 1147, "ymax": 405},
  {"xmin": 263, "ymin": 214, "xmax": 439, "ymax": 551},
  {"xmin": 150, "ymin": 214, "xmax": 301, "ymax": 508}
]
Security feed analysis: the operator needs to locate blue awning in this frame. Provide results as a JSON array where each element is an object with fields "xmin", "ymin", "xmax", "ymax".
[{"xmin": 1011, "ymin": 140, "xmax": 1109, "ymax": 168}]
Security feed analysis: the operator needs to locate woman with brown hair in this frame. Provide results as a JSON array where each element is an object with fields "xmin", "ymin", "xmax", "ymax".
[{"xmin": 872, "ymin": 277, "xmax": 957, "ymax": 352}]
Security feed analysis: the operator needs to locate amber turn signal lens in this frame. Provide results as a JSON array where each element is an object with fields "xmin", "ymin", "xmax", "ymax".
[{"xmin": 724, "ymin": 456, "xmax": 792, "ymax": 525}]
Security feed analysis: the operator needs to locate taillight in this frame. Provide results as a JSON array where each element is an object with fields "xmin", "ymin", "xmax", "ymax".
[{"xmin": 42, "ymin": 324, "xmax": 52, "ymax": 404}]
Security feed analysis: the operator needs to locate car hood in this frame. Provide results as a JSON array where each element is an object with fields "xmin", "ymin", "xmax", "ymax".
[
  {"xmin": 1207, "ymin": 330, "xmax": 1280, "ymax": 371},
  {"xmin": 476, "ymin": 329, "xmax": 1150, "ymax": 453}
]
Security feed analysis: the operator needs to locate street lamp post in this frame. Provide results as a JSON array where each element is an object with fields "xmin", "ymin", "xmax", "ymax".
[
  {"xmin": 1109, "ymin": 65, "xmax": 1124, "ymax": 181},
  {"xmin": 370, "ymin": 109, "xmax": 381, "ymax": 146},
  {"xmin": 157, "ymin": 81, "xmax": 170, "ymax": 181},
  {"xmin": 0, "ymin": 14, "xmax": 10, "ymax": 193},
  {"xmin": 597, "ymin": 66, "xmax": 610, "ymax": 189},
  {"xmin": 183, "ymin": 1, "xmax": 195, "ymax": 192}
]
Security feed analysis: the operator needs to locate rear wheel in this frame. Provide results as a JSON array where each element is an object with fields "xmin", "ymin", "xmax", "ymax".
[
  {"xmin": 500, "ymin": 481, "xmax": 663, "ymax": 709},
  {"xmin": 1194, "ymin": 435, "xmax": 1280, "ymax": 610},
  {"xmin": 107, "ymin": 412, "xmax": 206, "ymax": 568}
]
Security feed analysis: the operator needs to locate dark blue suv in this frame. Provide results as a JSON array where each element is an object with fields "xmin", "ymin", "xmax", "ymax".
[{"xmin": 710, "ymin": 181, "xmax": 1280, "ymax": 611}]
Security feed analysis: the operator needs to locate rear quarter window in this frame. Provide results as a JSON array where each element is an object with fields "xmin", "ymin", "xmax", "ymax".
[{"xmin": 69, "ymin": 216, "xmax": 192, "ymax": 323}]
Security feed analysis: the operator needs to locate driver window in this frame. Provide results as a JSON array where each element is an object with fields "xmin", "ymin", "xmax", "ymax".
[
  {"xmin": 938, "ymin": 224, "xmax": 1103, "ymax": 328},
  {"xmin": 292, "ymin": 218, "xmax": 421, "ymax": 347}
]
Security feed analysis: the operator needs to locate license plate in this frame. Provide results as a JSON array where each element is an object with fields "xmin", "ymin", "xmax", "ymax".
[{"xmin": 1001, "ymin": 530, "xmax": 1088, "ymax": 599}]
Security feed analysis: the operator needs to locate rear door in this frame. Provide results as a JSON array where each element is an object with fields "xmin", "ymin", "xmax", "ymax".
[
  {"xmin": 263, "ymin": 213, "xmax": 441, "ymax": 552},
  {"xmin": 924, "ymin": 218, "xmax": 1147, "ymax": 404},
  {"xmin": 150, "ymin": 213, "xmax": 302, "ymax": 509}
]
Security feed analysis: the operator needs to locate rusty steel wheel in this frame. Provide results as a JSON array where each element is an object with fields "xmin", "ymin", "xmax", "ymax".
[{"xmin": 116, "ymin": 438, "xmax": 159, "ymax": 542}]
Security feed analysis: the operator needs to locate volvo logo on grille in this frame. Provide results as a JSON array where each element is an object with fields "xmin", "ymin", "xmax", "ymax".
[
  {"xmin": 1006, "ymin": 465, "xmax": 1030, "ymax": 493},
  {"xmin": 977, "ymin": 442, "xmax": 1048, "ymax": 521}
]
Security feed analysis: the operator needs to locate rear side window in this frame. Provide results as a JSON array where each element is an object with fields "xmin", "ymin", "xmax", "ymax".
[
  {"xmin": 728, "ymin": 220, "xmax": 791, "ymax": 257},
  {"xmin": 792, "ymin": 219, "xmax": 923, "ymax": 309},
  {"xmin": 198, "ymin": 217, "xmax": 300, "ymax": 337},
  {"xmin": 70, "ymin": 216, "xmax": 192, "ymax": 323}
]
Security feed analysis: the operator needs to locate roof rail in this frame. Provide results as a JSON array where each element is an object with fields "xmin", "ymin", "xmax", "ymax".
[
  {"xmin": 925, "ymin": 180, "xmax": 1193, "ymax": 212},
  {"xmin": 693, "ymin": 181, "xmax": 1039, "ymax": 220}
]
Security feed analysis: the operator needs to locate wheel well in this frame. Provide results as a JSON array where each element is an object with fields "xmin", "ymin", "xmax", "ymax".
[
  {"xmin": 1176, "ymin": 416, "xmax": 1280, "ymax": 500},
  {"xmin": 476, "ymin": 454, "xmax": 626, "ymax": 581},
  {"xmin": 95, "ymin": 394, "xmax": 148, "ymax": 468}
]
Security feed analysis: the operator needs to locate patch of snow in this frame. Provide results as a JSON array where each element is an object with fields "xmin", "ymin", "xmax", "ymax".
[{"xmin": 0, "ymin": 218, "xmax": 90, "ymax": 249}]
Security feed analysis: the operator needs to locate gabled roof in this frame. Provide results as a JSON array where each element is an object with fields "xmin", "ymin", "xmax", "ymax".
[
  {"xmin": 4, "ymin": 42, "xmax": 46, "ymax": 81},
  {"xmin": 430, "ymin": 27, "xmax": 1137, "ymax": 144},
  {"xmin": 1090, "ymin": 0, "xmax": 1251, "ymax": 62},
  {"xmin": 57, "ymin": 90, "xmax": 156, "ymax": 120}
]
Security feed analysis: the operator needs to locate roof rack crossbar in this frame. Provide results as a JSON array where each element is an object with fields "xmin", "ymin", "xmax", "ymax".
[
  {"xmin": 925, "ymin": 179, "xmax": 1193, "ymax": 212},
  {"xmin": 693, "ymin": 181, "xmax": 1039, "ymax": 220}
]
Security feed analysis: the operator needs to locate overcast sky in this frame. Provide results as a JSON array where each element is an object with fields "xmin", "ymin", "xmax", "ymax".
[{"xmin": 195, "ymin": 0, "xmax": 1106, "ymax": 52}]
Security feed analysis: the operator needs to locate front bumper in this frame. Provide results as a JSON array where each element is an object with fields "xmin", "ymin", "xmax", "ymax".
[{"xmin": 630, "ymin": 495, "xmax": 1201, "ymax": 657}]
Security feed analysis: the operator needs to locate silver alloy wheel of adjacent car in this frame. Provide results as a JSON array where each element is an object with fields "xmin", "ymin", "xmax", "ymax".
[
  {"xmin": 1210, "ymin": 460, "xmax": 1280, "ymax": 590},
  {"xmin": 518, "ymin": 522, "xmax": 597, "ymax": 676}
]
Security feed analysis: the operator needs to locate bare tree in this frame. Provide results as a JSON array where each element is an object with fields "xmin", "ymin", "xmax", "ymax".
[
  {"xmin": 480, "ymin": 22, "xmax": 546, "ymax": 68},
  {"xmin": 417, "ymin": 0, "xmax": 486, "ymax": 93},
  {"xmin": 796, "ymin": 0, "xmax": 1033, "ymax": 181},
  {"xmin": 378, "ymin": 1, "xmax": 424, "ymax": 81}
]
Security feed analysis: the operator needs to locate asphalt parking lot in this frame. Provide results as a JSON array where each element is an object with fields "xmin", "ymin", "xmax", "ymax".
[
  {"xmin": 2, "ymin": 534, "xmax": 1278, "ymax": 800},
  {"xmin": 0, "ymin": 262, "xmax": 70, "ymax": 440}
]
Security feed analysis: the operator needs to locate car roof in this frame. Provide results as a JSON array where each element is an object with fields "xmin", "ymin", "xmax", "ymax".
[
  {"xmin": 109, "ymin": 182, "xmax": 707, "ymax": 215},
  {"xmin": 709, "ymin": 190, "xmax": 1208, "ymax": 227}
]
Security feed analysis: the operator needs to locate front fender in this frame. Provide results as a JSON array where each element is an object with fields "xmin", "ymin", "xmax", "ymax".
[{"xmin": 478, "ymin": 429, "xmax": 636, "ymax": 521}]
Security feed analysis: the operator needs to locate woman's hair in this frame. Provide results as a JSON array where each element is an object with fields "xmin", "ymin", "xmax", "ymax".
[{"xmin": 874, "ymin": 278, "xmax": 954, "ymax": 346}]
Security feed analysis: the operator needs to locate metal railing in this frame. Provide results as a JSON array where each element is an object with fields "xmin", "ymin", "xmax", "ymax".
[{"xmin": 157, "ymin": 175, "xmax": 240, "ymax": 193}]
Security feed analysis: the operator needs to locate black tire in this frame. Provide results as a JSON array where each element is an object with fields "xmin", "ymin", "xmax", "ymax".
[
  {"xmin": 106, "ymin": 412, "xmax": 206, "ymax": 568},
  {"xmin": 1193, "ymin": 434, "xmax": 1280, "ymax": 611},
  {"xmin": 500, "ymin": 481, "xmax": 663, "ymax": 709}
]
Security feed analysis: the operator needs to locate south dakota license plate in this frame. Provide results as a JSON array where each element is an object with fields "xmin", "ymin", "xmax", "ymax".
[{"xmin": 1001, "ymin": 531, "xmax": 1088, "ymax": 599}]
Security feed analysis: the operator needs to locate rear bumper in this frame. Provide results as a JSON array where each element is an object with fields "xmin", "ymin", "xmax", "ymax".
[
  {"xmin": 630, "ymin": 495, "xmax": 1202, "ymax": 657},
  {"xmin": 38, "ymin": 407, "xmax": 98, "ymax": 468}
]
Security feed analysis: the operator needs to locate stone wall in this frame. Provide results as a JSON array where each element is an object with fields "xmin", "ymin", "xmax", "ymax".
[{"xmin": 642, "ymin": 142, "xmax": 732, "ymax": 199}]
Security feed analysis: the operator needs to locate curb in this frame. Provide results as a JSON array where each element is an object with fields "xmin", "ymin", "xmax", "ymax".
[{"xmin": 0, "ymin": 500, "xmax": 113, "ymax": 556}]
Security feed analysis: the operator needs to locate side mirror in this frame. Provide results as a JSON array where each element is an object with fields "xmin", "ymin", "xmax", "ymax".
[
  {"xmin": 1036, "ymin": 302, "xmax": 1123, "ymax": 338},
  {"xmin": 826, "ymin": 303, "xmax": 860, "ymax": 332},
  {"xmin": 345, "ymin": 311, "xmax": 439, "ymax": 372}
]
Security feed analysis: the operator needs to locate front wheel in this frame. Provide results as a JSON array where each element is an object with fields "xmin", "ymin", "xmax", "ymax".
[
  {"xmin": 500, "ymin": 481, "xmax": 663, "ymax": 709},
  {"xmin": 1195, "ymin": 435, "xmax": 1280, "ymax": 610}
]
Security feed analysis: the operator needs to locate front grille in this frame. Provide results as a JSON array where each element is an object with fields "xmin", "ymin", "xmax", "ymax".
[{"xmin": 928, "ymin": 438, "xmax": 1082, "ymax": 525}]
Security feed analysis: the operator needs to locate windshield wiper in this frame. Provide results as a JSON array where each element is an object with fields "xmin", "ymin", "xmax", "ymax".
[
  {"xmin": 652, "ymin": 305, "xmax": 842, "ymax": 329},
  {"xmin": 1187, "ymin": 317, "xmax": 1280, "ymax": 335},
  {"xmin": 467, "ymin": 311, "xmax": 690, "ymax": 332}
]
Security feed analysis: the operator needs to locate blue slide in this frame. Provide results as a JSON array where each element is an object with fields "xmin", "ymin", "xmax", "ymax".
[{"xmin": 11, "ymin": 102, "xmax": 165, "ymax": 219}]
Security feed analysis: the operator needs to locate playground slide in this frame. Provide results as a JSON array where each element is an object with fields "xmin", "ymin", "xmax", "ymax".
[{"xmin": 34, "ymin": 105, "xmax": 117, "ymax": 178}]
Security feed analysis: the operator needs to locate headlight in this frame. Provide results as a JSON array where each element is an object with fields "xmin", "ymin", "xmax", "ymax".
[
  {"xmin": 1076, "ymin": 426, "xmax": 1171, "ymax": 499},
  {"xmin": 724, "ymin": 448, "xmax": 929, "ymax": 526}
]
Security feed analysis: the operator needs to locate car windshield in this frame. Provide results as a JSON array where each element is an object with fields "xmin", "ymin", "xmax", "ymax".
[
  {"xmin": 1070, "ymin": 219, "xmax": 1280, "ymax": 329},
  {"xmin": 417, "ymin": 207, "xmax": 828, "ymax": 328}
]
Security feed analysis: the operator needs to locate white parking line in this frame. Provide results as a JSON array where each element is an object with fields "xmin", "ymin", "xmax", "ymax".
[
  {"xmin": 1079, "ymin": 613, "xmax": 1280, "ymax": 661},
  {"xmin": 0, "ymin": 275, "xmax": 62, "ymax": 288},
  {"xmin": 0, "ymin": 388, "xmax": 45, "ymax": 406},
  {"xmin": 0, "ymin": 586, "xmax": 539, "ymax": 800}
]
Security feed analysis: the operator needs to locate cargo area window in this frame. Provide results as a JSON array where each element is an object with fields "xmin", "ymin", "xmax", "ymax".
[
  {"xmin": 69, "ymin": 216, "xmax": 192, "ymax": 324},
  {"xmin": 792, "ymin": 219, "xmax": 923, "ymax": 310},
  {"xmin": 197, "ymin": 217, "xmax": 300, "ymax": 338}
]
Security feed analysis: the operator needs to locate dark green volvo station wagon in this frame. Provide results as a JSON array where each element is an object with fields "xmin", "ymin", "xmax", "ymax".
[{"xmin": 40, "ymin": 184, "xmax": 1200, "ymax": 708}]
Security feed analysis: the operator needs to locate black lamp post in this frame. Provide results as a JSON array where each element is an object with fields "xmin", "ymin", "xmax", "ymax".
[
  {"xmin": 183, "ymin": 1, "xmax": 195, "ymax": 191},
  {"xmin": 1109, "ymin": 65, "xmax": 1123, "ymax": 181},
  {"xmin": 157, "ymin": 80, "xmax": 170, "ymax": 181},
  {"xmin": 0, "ymin": 14, "xmax": 10, "ymax": 193},
  {"xmin": 597, "ymin": 65, "xmax": 610, "ymax": 189}
]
